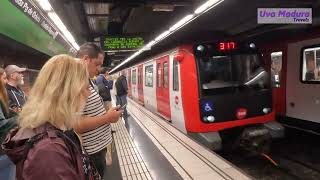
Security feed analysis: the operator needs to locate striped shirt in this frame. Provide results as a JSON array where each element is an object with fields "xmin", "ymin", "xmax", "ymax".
[{"xmin": 81, "ymin": 81, "xmax": 112, "ymax": 155}]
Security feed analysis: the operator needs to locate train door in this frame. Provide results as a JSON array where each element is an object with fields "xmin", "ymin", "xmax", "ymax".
[
  {"xmin": 156, "ymin": 56, "xmax": 171, "ymax": 120},
  {"xmin": 260, "ymin": 43, "xmax": 287, "ymax": 115},
  {"xmin": 137, "ymin": 64, "xmax": 144, "ymax": 105},
  {"xmin": 169, "ymin": 52, "xmax": 186, "ymax": 132},
  {"xmin": 143, "ymin": 62, "xmax": 157, "ymax": 112},
  {"xmin": 270, "ymin": 51, "xmax": 285, "ymax": 115},
  {"xmin": 127, "ymin": 68, "xmax": 132, "ymax": 97},
  {"xmin": 131, "ymin": 68, "xmax": 138, "ymax": 100}
]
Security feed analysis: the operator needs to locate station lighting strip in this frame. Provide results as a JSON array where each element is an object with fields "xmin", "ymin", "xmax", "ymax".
[
  {"xmin": 110, "ymin": 0, "xmax": 224, "ymax": 73},
  {"xmin": 35, "ymin": 0, "xmax": 80, "ymax": 50}
]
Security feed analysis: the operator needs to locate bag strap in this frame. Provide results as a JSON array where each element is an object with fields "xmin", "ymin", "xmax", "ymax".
[
  {"xmin": 22, "ymin": 133, "xmax": 46, "ymax": 161},
  {"xmin": 57, "ymin": 130, "xmax": 101, "ymax": 180}
]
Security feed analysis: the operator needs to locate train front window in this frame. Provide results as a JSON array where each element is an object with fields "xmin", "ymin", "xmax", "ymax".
[{"xmin": 197, "ymin": 53, "xmax": 269, "ymax": 91}]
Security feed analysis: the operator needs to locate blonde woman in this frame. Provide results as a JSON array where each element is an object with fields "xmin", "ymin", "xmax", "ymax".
[{"xmin": 2, "ymin": 55, "xmax": 100, "ymax": 180}]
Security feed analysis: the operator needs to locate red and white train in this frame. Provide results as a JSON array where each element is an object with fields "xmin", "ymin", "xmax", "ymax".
[
  {"xmin": 120, "ymin": 41, "xmax": 284, "ymax": 150},
  {"xmin": 260, "ymin": 30, "xmax": 320, "ymax": 135}
]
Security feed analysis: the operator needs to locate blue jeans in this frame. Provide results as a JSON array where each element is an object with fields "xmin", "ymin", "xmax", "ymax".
[
  {"xmin": 116, "ymin": 95, "xmax": 128, "ymax": 118},
  {"xmin": 0, "ymin": 155, "xmax": 15, "ymax": 180}
]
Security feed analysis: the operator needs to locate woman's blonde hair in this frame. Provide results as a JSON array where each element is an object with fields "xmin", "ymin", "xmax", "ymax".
[
  {"xmin": 19, "ymin": 55, "xmax": 89, "ymax": 129},
  {"xmin": 0, "ymin": 68, "xmax": 8, "ymax": 112}
]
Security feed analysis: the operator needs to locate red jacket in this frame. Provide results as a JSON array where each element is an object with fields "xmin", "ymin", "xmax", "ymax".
[{"xmin": 1, "ymin": 123, "xmax": 100, "ymax": 180}]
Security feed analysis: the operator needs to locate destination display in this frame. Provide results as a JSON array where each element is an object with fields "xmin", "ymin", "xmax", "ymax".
[{"xmin": 102, "ymin": 37, "xmax": 144, "ymax": 50}]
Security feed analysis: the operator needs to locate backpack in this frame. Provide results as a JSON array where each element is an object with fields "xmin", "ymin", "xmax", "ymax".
[
  {"xmin": 115, "ymin": 76, "xmax": 127, "ymax": 96},
  {"xmin": 97, "ymin": 84, "xmax": 111, "ymax": 101},
  {"xmin": 19, "ymin": 128, "xmax": 101, "ymax": 180}
]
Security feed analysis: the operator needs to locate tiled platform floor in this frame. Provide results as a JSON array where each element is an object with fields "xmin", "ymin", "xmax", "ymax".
[
  {"xmin": 126, "ymin": 98, "xmax": 252, "ymax": 180},
  {"xmin": 111, "ymin": 115, "xmax": 183, "ymax": 180},
  {"xmin": 112, "ymin": 121, "xmax": 153, "ymax": 180},
  {"xmin": 109, "ymin": 95, "xmax": 251, "ymax": 180}
]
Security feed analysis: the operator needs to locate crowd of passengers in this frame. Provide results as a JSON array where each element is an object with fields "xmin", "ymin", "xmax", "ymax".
[{"xmin": 0, "ymin": 42, "xmax": 129, "ymax": 180}]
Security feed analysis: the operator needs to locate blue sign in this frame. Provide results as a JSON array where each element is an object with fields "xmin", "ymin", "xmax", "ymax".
[{"xmin": 202, "ymin": 101, "xmax": 213, "ymax": 112}]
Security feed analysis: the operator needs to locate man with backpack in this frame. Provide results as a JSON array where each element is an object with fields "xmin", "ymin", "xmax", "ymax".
[{"xmin": 95, "ymin": 67, "xmax": 113, "ymax": 111}]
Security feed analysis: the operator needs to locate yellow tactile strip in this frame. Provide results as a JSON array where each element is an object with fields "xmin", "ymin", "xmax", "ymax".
[{"xmin": 112, "ymin": 121, "xmax": 153, "ymax": 180}]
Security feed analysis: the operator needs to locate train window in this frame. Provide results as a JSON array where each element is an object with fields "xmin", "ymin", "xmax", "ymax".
[
  {"xmin": 163, "ymin": 62, "xmax": 168, "ymax": 88},
  {"xmin": 145, "ymin": 65, "xmax": 153, "ymax": 87},
  {"xmin": 140, "ymin": 70, "xmax": 143, "ymax": 85},
  {"xmin": 157, "ymin": 63, "xmax": 161, "ymax": 87},
  {"xmin": 173, "ymin": 61, "xmax": 179, "ymax": 91},
  {"xmin": 271, "ymin": 51, "xmax": 282, "ymax": 87},
  {"xmin": 138, "ymin": 69, "xmax": 141, "ymax": 85},
  {"xmin": 301, "ymin": 46, "xmax": 320, "ymax": 83},
  {"xmin": 197, "ymin": 54, "xmax": 269, "ymax": 91},
  {"xmin": 132, "ymin": 69, "xmax": 137, "ymax": 84}
]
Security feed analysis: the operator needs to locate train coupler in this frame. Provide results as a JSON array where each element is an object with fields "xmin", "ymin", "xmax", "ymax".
[{"xmin": 238, "ymin": 125, "xmax": 272, "ymax": 154}]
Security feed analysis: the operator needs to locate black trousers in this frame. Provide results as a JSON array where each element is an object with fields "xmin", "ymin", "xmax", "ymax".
[{"xmin": 89, "ymin": 148, "xmax": 107, "ymax": 177}]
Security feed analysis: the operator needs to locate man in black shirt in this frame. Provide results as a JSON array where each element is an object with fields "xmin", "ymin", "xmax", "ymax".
[
  {"xmin": 115, "ymin": 72, "xmax": 128, "ymax": 119},
  {"xmin": 5, "ymin": 65, "xmax": 27, "ymax": 111}
]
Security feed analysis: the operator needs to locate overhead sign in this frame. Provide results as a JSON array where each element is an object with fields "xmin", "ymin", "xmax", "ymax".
[
  {"xmin": 9, "ymin": 0, "xmax": 76, "ymax": 55},
  {"xmin": 0, "ymin": 1, "xmax": 69, "ymax": 55},
  {"xmin": 102, "ymin": 37, "xmax": 144, "ymax": 50}
]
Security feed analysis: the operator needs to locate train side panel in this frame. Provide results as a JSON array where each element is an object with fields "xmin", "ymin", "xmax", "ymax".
[
  {"xmin": 286, "ymin": 37, "xmax": 320, "ymax": 123},
  {"xmin": 178, "ymin": 46, "xmax": 202, "ymax": 132},
  {"xmin": 169, "ymin": 51, "xmax": 186, "ymax": 133}
]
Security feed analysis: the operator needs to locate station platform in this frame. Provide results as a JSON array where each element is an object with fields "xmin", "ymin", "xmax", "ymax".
[{"xmin": 104, "ymin": 98, "xmax": 252, "ymax": 180}]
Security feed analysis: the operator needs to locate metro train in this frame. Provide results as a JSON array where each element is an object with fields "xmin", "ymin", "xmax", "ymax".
[
  {"xmin": 121, "ymin": 41, "xmax": 284, "ymax": 151},
  {"xmin": 261, "ymin": 32, "xmax": 320, "ymax": 134}
]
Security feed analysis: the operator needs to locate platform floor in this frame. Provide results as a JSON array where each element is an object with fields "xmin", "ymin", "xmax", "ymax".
[{"xmin": 105, "ymin": 98, "xmax": 252, "ymax": 180}]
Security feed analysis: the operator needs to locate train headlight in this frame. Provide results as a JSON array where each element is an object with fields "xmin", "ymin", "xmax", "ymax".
[
  {"xmin": 263, "ymin": 108, "xmax": 271, "ymax": 114},
  {"xmin": 249, "ymin": 43, "xmax": 256, "ymax": 49},
  {"xmin": 203, "ymin": 116, "xmax": 208, "ymax": 122},
  {"xmin": 197, "ymin": 45, "xmax": 205, "ymax": 52},
  {"xmin": 203, "ymin": 115, "xmax": 215, "ymax": 122},
  {"xmin": 207, "ymin": 116, "xmax": 215, "ymax": 122}
]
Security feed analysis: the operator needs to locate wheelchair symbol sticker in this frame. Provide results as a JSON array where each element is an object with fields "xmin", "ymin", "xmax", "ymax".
[{"xmin": 202, "ymin": 101, "xmax": 213, "ymax": 112}]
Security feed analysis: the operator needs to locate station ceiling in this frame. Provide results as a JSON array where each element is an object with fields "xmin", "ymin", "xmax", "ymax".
[{"xmin": 50, "ymin": 0, "xmax": 320, "ymax": 69}]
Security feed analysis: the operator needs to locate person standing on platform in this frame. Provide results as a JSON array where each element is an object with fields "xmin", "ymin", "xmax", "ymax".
[
  {"xmin": 5, "ymin": 65, "xmax": 27, "ymax": 113},
  {"xmin": 0, "ymin": 68, "xmax": 17, "ymax": 180},
  {"xmin": 2, "ymin": 55, "xmax": 100, "ymax": 180},
  {"xmin": 75, "ymin": 42, "xmax": 123, "ymax": 177},
  {"xmin": 115, "ymin": 71, "xmax": 128, "ymax": 120},
  {"xmin": 96, "ymin": 67, "xmax": 113, "ymax": 111}
]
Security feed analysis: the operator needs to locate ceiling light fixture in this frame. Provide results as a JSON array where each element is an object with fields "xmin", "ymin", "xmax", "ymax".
[
  {"xmin": 48, "ymin": 12, "xmax": 67, "ymax": 30},
  {"xmin": 194, "ymin": 0, "xmax": 224, "ymax": 14},
  {"xmin": 169, "ymin": 14, "xmax": 194, "ymax": 31},
  {"xmin": 36, "ymin": 1, "xmax": 79, "ymax": 51},
  {"xmin": 155, "ymin": 31, "xmax": 171, "ymax": 41},
  {"xmin": 35, "ymin": 0, "xmax": 52, "ymax": 11}
]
